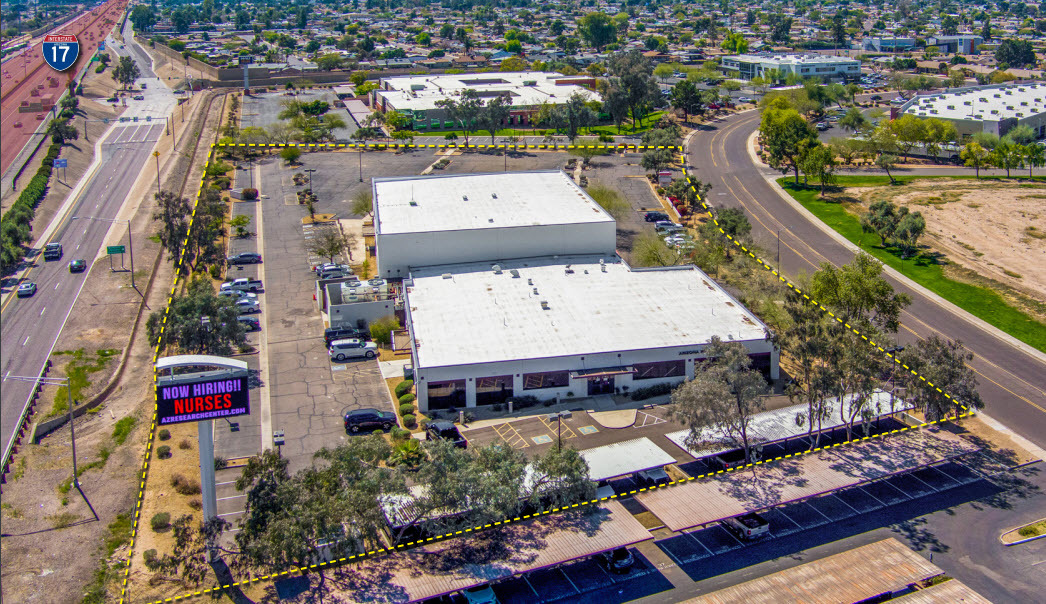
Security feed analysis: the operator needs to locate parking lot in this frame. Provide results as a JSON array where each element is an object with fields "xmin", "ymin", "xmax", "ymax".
[
  {"xmin": 242, "ymin": 89, "xmax": 358, "ymax": 139},
  {"xmin": 655, "ymin": 460, "xmax": 984, "ymax": 570}
]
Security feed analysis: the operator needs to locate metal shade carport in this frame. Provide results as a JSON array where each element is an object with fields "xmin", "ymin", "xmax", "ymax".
[
  {"xmin": 580, "ymin": 437, "xmax": 679, "ymax": 482},
  {"xmin": 336, "ymin": 500, "xmax": 651, "ymax": 603},
  {"xmin": 636, "ymin": 428, "xmax": 979, "ymax": 532},
  {"xmin": 890, "ymin": 578, "xmax": 994, "ymax": 603},
  {"xmin": 664, "ymin": 391, "xmax": 911, "ymax": 459},
  {"xmin": 681, "ymin": 538, "xmax": 991, "ymax": 604}
]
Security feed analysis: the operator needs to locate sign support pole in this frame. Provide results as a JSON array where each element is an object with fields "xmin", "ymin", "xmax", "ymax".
[{"xmin": 199, "ymin": 419, "xmax": 217, "ymax": 524}]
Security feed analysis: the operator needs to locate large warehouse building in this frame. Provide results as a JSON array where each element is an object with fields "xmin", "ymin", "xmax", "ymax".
[
  {"xmin": 368, "ymin": 71, "xmax": 600, "ymax": 130},
  {"xmin": 372, "ymin": 171, "xmax": 617, "ymax": 279},
  {"xmin": 404, "ymin": 255, "xmax": 777, "ymax": 412},
  {"xmin": 899, "ymin": 83, "xmax": 1046, "ymax": 139}
]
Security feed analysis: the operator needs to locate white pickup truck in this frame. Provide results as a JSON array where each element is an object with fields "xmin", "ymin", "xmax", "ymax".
[{"xmin": 221, "ymin": 278, "xmax": 263, "ymax": 293}]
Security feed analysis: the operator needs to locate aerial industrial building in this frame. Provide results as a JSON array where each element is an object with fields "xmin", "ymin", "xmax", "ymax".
[
  {"xmin": 899, "ymin": 83, "xmax": 1046, "ymax": 139},
  {"xmin": 367, "ymin": 71, "xmax": 600, "ymax": 130},
  {"xmin": 368, "ymin": 171, "xmax": 777, "ymax": 413},
  {"xmin": 720, "ymin": 53, "xmax": 861, "ymax": 82}
]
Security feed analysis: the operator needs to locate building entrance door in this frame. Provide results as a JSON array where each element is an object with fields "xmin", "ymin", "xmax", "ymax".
[{"xmin": 587, "ymin": 376, "xmax": 615, "ymax": 396}]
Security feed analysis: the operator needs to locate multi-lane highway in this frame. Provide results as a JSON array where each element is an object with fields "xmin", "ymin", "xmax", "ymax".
[
  {"xmin": 687, "ymin": 109, "xmax": 1046, "ymax": 448},
  {"xmin": 0, "ymin": 120, "xmax": 163, "ymax": 459},
  {"xmin": 1, "ymin": 0, "xmax": 127, "ymax": 175}
]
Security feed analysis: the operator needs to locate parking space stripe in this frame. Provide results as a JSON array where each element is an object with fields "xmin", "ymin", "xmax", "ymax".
[
  {"xmin": 831, "ymin": 493, "xmax": 861, "ymax": 515},
  {"xmin": 857, "ymin": 485, "xmax": 888, "ymax": 508},
  {"xmin": 906, "ymin": 471, "xmax": 939, "ymax": 493},
  {"xmin": 686, "ymin": 530, "xmax": 715, "ymax": 556},
  {"xmin": 805, "ymin": 501, "xmax": 833, "ymax": 522},
  {"xmin": 775, "ymin": 508, "xmax": 804, "ymax": 530}
]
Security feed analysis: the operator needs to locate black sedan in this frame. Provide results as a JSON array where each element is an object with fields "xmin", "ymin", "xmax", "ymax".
[
  {"xmin": 69, "ymin": 259, "xmax": 86, "ymax": 273},
  {"xmin": 644, "ymin": 211, "xmax": 670, "ymax": 222}
]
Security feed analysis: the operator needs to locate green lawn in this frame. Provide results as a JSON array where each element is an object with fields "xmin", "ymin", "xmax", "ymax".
[{"xmin": 778, "ymin": 178, "xmax": 1046, "ymax": 353}]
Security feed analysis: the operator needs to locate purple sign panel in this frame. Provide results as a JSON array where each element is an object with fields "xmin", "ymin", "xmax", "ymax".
[{"xmin": 156, "ymin": 375, "xmax": 250, "ymax": 425}]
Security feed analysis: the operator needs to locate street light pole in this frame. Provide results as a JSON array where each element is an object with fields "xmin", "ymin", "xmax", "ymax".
[
  {"xmin": 304, "ymin": 168, "xmax": 317, "ymax": 194},
  {"xmin": 358, "ymin": 148, "xmax": 363, "ymax": 182},
  {"xmin": 153, "ymin": 150, "xmax": 161, "ymax": 193}
]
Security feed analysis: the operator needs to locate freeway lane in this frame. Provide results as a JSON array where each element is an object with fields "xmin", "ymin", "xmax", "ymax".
[
  {"xmin": 0, "ymin": 122, "xmax": 162, "ymax": 458},
  {"xmin": 687, "ymin": 110, "xmax": 1046, "ymax": 448}
]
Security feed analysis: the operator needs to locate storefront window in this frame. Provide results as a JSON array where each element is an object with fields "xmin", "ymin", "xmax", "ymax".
[
  {"xmin": 633, "ymin": 360, "xmax": 685, "ymax": 380},
  {"xmin": 523, "ymin": 371, "xmax": 570, "ymax": 390},
  {"xmin": 428, "ymin": 380, "xmax": 466, "ymax": 410},
  {"xmin": 476, "ymin": 375, "xmax": 513, "ymax": 406}
]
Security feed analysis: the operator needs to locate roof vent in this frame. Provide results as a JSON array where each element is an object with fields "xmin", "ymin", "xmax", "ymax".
[
  {"xmin": 510, "ymin": 269, "xmax": 520, "ymax": 278},
  {"xmin": 462, "ymin": 195, "xmax": 468, "ymax": 201},
  {"xmin": 600, "ymin": 264, "xmax": 607, "ymax": 273},
  {"xmin": 442, "ymin": 273, "xmax": 452, "ymax": 279},
  {"xmin": 491, "ymin": 192, "xmax": 497, "ymax": 198},
  {"xmin": 409, "ymin": 200, "xmax": 418, "ymax": 206},
  {"xmin": 564, "ymin": 265, "xmax": 574, "ymax": 274},
  {"xmin": 488, "ymin": 218, "xmax": 494, "ymax": 223},
  {"xmin": 540, "ymin": 300, "xmax": 549, "ymax": 310},
  {"xmin": 492, "ymin": 264, "xmax": 502, "ymax": 274}
]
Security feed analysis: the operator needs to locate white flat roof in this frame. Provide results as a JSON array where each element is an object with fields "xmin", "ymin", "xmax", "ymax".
[
  {"xmin": 407, "ymin": 255, "xmax": 769, "ymax": 368},
  {"xmin": 727, "ymin": 53, "xmax": 860, "ymax": 66},
  {"xmin": 902, "ymin": 83, "xmax": 1046, "ymax": 122},
  {"xmin": 581, "ymin": 437, "xmax": 679, "ymax": 482},
  {"xmin": 375, "ymin": 71, "xmax": 600, "ymax": 111},
  {"xmin": 373, "ymin": 171, "xmax": 613, "ymax": 235}
]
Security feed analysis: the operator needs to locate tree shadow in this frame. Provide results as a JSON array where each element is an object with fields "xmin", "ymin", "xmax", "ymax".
[{"xmin": 890, "ymin": 516, "xmax": 950, "ymax": 553}]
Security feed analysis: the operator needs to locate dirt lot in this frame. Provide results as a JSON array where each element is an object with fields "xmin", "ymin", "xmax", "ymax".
[{"xmin": 840, "ymin": 179, "xmax": 1046, "ymax": 314}]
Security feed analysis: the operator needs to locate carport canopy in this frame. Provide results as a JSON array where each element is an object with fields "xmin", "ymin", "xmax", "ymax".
[
  {"xmin": 581, "ymin": 437, "xmax": 679, "ymax": 482},
  {"xmin": 337, "ymin": 500, "xmax": 651, "ymax": 603},
  {"xmin": 636, "ymin": 428, "xmax": 979, "ymax": 532}
]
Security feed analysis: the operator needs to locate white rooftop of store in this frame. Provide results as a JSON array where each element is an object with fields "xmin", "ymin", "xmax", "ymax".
[
  {"xmin": 406, "ymin": 255, "xmax": 768, "ymax": 368},
  {"xmin": 902, "ymin": 83, "xmax": 1046, "ymax": 122},
  {"xmin": 374, "ymin": 71, "xmax": 600, "ymax": 111},
  {"xmin": 373, "ymin": 171, "xmax": 613, "ymax": 235},
  {"xmin": 730, "ymin": 53, "xmax": 860, "ymax": 65}
]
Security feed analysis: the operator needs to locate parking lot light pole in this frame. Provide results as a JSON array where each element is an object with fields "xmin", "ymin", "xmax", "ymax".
[
  {"xmin": 304, "ymin": 168, "xmax": 317, "ymax": 194},
  {"xmin": 358, "ymin": 147, "xmax": 364, "ymax": 182},
  {"xmin": 71, "ymin": 215, "xmax": 135, "ymax": 292}
]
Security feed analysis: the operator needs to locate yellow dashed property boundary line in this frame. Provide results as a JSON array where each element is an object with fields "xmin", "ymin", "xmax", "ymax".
[
  {"xmin": 124, "ymin": 143, "xmax": 967, "ymax": 604},
  {"xmin": 679, "ymin": 157, "xmax": 969, "ymax": 414}
]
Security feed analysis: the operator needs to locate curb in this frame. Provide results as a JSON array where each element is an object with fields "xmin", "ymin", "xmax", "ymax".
[
  {"xmin": 744, "ymin": 129, "xmax": 1046, "ymax": 365},
  {"xmin": 1000, "ymin": 519, "xmax": 1046, "ymax": 546}
]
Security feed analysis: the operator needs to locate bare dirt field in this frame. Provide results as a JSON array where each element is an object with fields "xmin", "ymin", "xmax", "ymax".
[{"xmin": 841, "ymin": 179, "xmax": 1046, "ymax": 314}]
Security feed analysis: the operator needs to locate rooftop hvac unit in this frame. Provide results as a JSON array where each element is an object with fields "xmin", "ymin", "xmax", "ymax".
[
  {"xmin": 527, "ymin": 278, "xmax": 533, "ymax": 285},
  {"xmin": 947, "ymin": 105, "xmax": 955, "ymax": 110},
  {"xmin": 532, "ymin": 287, "xmax": 539, "ymax": 295},
  {"xmin": 462, "ymin": 195, "xmax": 468, "ymax": 201},
  {"xmin": 510, "ymin": 269, "xmax": 520, "ymax": 278},
  {"xmin": 492, "ymin": 264, "xmax": 502, "ymax": 274},
  {"xmin": 442, "ymin": 273, "xmax": 452, "ymax": 279},
  {"xmin": 492, "ymin": 192, "xmax": 497, "ymax": 198},
  {"xmin": 601, "ymin": 264, "xmax": 607, "ymax": 273},
  {"xmin": 540, "ymin": 300, "xmax": 549, "ymax": 310}
]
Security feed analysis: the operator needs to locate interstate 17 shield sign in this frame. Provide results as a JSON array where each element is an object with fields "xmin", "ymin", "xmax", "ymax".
[{"xmin": 43, "ymin": 34, "xmax": 79, "ymax": 72}]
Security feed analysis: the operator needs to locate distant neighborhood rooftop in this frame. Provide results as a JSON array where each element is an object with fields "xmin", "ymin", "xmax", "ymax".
[
  {"xmin": 373, "ymin": 71, "xmax": 600, "ymax": 111},
  {"xmin": 901, "ymin": 83, "xmax": 1046, "ymax": 122}
]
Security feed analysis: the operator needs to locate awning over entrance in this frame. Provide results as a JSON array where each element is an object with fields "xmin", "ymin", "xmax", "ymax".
[{"xmin": 569, "ymin": 366, "xmax": 634, "ymax": 379}]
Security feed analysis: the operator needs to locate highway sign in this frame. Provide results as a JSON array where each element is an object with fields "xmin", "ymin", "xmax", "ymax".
[
  {"xmin": 54, "ymin": 158, "xmax": 67, "ymax": 168},
  {"xmin": 106, "ymin": 245, "xmax": 126, "ymax": 255},
  {"xmin": 43, "ymin": 34, "xmax": 79, "ymax": 72}
]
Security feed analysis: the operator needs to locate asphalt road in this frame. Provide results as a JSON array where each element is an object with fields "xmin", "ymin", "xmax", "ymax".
[
  {"xmin": 0, "ymin": 122, "xmax": 163, "ymax": 459},
  {"xmin": 686, "ymin": 109, "xmax": 1046, "ymax": 449}
]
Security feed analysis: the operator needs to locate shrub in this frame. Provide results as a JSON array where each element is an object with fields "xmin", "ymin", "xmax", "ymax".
[
  {"xmin": 241, "ymin": 187, "xmax": 258, "ymax": 200},
  {"xmin": 394, "ymin": 380, "xmax": 414, "ymax": 397},
  {"xmin": 188, "ymin": 498, "xmax": 202, "ymax": 511},
  {"xmin": 143, "ymin": 549, "xmax": 160, "ymax": 569},
  {"xmin": 402, "ymin": 414, "xmax": 417, "ymax": 428},
  {"xmin": 369, "ymin": 315, "xmax": 400, "ymax": 346},
  {"xmin": 419, "ymin": 418, "xmax": 430, "ymax": 430},
  {"xmin": 391, "ymin": 427, "xmax": 411, "ymax": 441},
  {"xmin": 208, "ymin": 264, "xmax": 222, "ymax": 279},
  {"xmin": 399, "ymin": 403, "xmax": 415, "ymax": 416},
  {"xmin": 178, "ymin": 438, "xmax": 192, "ymax": 450},
  {"xmin": 158, "ymin": 429, "xmax": 171, "ymax": 441},
  {"xmin": 398, "ymin": 393, "xmax": 416, "ymax": 405},
  {"xmin": 630, "ymin": 383, "xmax": 674, "ymax": 400},
  {"xmin": 211, "ymin": 176, "xmax": 231, "ymax": 190},
  {"xmin": 150, "ymin": 512, "xmax": 170, "ymax": 531},
  {"xmin": 508, "ymin": 395, "xmax": 540, "ymax": 409},
  {"xmin": 280, "ymin": 146, "xmax": 302, "ymax": 164},
  {"xmin": 214, "ymin": 456, "xmax": 228, "ymax": 471},
  {"xmin": 171, "ymin": 473, "xmax": 201, "ymax": 495},
  {"xmin": 156, "ymin": 445, "xmax": 171, "ymax": 459}
]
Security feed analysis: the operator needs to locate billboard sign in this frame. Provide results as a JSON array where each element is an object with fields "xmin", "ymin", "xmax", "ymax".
[
  {"xmin": 156, "ymin": 374, "xmax": 250, "ymax": 425},
  {"xmin": 43, "ymin": 34, "xmax": 79, "ymax": 72}
]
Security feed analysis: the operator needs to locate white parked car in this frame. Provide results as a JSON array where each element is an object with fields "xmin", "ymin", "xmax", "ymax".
[{"xmin": 235, "ymin": 298, "xmax": 260, "ymax": 314}]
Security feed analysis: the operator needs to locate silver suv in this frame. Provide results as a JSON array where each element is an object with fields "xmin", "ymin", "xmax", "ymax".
[{"xmin": 329, "ymin": 338, "xmax": 378, "ymax": 361}]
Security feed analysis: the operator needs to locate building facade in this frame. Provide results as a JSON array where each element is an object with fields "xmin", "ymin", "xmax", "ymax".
[{"xmin": 720, "ymin": 53, "xmax": 861, "ymax": 82}]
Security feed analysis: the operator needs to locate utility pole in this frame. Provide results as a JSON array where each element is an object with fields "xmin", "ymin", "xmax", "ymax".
[{"xmin": 153, "ymin": 150, "xmax": 161, "ymax": 193}]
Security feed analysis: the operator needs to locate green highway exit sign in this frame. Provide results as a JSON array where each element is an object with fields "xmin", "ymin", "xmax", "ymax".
[{"xmin": 107, "ymin": 245, "xmax": 125, "ymax": 254}]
